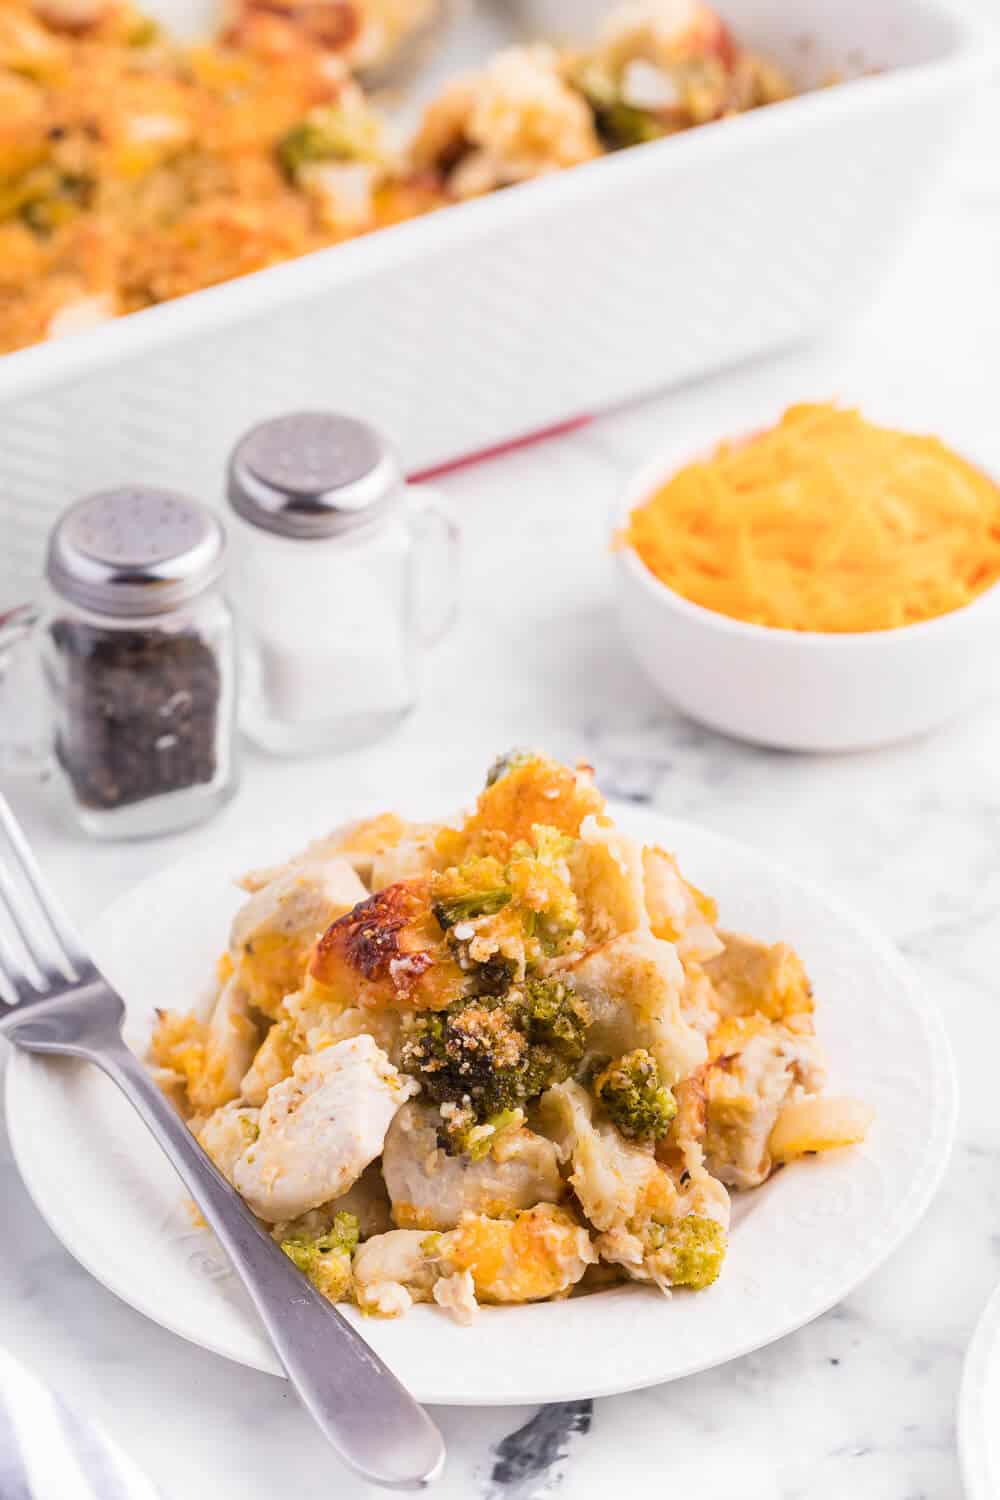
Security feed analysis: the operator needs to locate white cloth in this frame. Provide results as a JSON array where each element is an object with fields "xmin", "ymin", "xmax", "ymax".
[{"xmin": 0, "ymin": 1349, "xmax": 160, "ymax": 1500}]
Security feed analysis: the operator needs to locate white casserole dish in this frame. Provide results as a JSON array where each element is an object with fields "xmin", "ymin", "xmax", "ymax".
[
  {"xmin": 614, "ymin": 430, "xmax": 1000, "ymax": 752},
  {"xmin": 0, "ymin": 0, "xmax": 991, "ymax": 599}
]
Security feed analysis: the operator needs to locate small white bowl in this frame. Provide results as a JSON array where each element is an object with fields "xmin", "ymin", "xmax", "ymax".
[{"xmin": 614, "ymin": 443, "xmax": 1000, "ymax": 752}]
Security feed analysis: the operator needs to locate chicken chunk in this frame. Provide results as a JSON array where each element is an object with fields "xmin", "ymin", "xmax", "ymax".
[
  {"xmin": 207, "ymin": 977, "xmax": 261, "ymax": 1100},
  {"xmin": 704, "ymin": 1020, "xmax": 826, "ymax": 1188},
  {"xmin": 563, "ymin": 821, "xmax": 710, "ymax": 1082},
  {"xmin": 229, "ymin": 858, "xmax": 369, "ymax": 1017},
  {"xmin": 308, "ymin": 879, "xmax": 467, "ymax": 1013},
  {"xmin": 197, "ymin": 1102, "xmax": 261, "ymax": 1183},
  {"xmin": 240, "ymin": 1018, "xmax": 303, "ymax": 1106},
  {"xmin": 432, "ymin": 1269, "xmax": 478, "ymax": 1325},
  {"xmin": 703, "ymin": 931, "xmax": 813, "ymax": 1022},
  {"xmin": 595, "ymin": 0, "xmax": 733, "ymax": 73},
  {"xmin": 271, "ymin": 1162, "xmax": 393, "ymax": 1243},
  {"xmin": 411, "ymin": 44, "xmax": 601, "ymax": 199},
  {"xmin": 569, "ymin": 817, "xmax": 722, "ymax": 962},
  {"xmin": 642, "ymin": 846, "xmax": 723, "ymax": 962},
  {"xmin": 569, "ymin": 815, "xmax": 648, "ymax": 945},
  {"xmin": 328, "ymin": 1162, "xmax": 394, "ymax": 1238},
  {"xmin": 657, "ymin": 1064, "xmax": 707, "ymax": 1174},
  {"xmin": 352, "ymin": 1228, "xmax": 440, "ymax": 1316},
  {"xmin": 232, "ymin": 1035, "xmax": 418, "ymax": 1222},
  {"xmin": 237, "ymin": 813, "xmax": 413, "ymax": 893},
  {"xmin": 539, "ymin": 1079, "xmax": 664, "ymax": 1234},
  {"xmin": 567, "ymin": 928, "xmax": 707, "ymax": 1086},
  {"xmin": 382, "ymin": 1101, "xmax": 564, "ymax": 1231},
  {"xmin": 286, "ymin": 991, "xmax": 403, "ymax": 1064},
  {"xmin": 369, "ymin": 826, "xmax": 445, "ymax": 891},
  {"xmin": 679, "ymin": 966, "xmax": 723, "ymax": 1039}
]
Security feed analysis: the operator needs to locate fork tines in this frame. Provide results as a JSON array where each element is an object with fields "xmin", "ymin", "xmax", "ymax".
[{"xmin": 0, "ymin": 795, "xmax": 93, "ymax": 1009}]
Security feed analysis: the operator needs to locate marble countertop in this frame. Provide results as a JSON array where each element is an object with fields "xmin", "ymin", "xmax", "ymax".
[{"xmin": 3, "ymin": 54, "xmax": 1000, "ymax": 1500}]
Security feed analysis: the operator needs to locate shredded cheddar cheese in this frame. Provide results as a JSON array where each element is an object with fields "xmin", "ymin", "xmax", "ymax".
[{"xmin": 623, "ymin": 404, "xmax": 1000, "ymax": 633}]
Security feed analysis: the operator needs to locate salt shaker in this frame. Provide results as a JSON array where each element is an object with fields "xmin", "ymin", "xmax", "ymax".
[
  {"xmin": 0, "ymin": 487, "xmax": 240, "ymax": 839},
  {"xmin": 226, "ymin": 411, "xmax": 459, "ymax": 755}
]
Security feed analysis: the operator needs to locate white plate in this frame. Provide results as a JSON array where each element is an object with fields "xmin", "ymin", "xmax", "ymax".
[
  {"xmin": 5, "ymin": 800, "xmax": 955, "ymax": 1406},
  {"xmin": 959, "ymin": 1282, "xmax": 1000, "ymax": 1500}
]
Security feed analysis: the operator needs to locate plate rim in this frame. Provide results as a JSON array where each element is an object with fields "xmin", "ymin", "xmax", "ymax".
[
  {"xmin": 5, "ymin": 805, "xmax": 958, "ymax": 1405},
  {"xmin": 958, "ymin": 1279, "xmax": 1000, "ymax": 1500}
]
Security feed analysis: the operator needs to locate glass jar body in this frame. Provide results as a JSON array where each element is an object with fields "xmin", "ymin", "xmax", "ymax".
[
  {"xmin": 230, "ymin": 504, "xmax": 423, "ymax": 756},
  {"xmin": 40, "ymin": 585, "xmax": 239, "ymax": 839}
]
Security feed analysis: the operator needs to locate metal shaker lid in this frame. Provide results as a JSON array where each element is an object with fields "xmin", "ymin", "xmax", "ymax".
[
  {"xmin": 46, "ymin": 487, "xmax": 225, "ymax": 618},
  {"xmin": 226, "ymin": 411, "xmax": 403, "ymax": 540}
]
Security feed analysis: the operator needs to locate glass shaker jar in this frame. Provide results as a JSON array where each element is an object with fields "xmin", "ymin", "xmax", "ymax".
[
  {"xmin": 226, "ymin": 411, "xmax": 459, "ymax": 756},
  {"xmin": 1, "ymin": 487, "xmax": 240, "ymax": 839}
]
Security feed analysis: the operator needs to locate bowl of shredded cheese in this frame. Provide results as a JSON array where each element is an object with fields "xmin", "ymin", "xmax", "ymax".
[{"xmin": 615, "ymin": 403, "xmax": 1000, "ymax": 751}]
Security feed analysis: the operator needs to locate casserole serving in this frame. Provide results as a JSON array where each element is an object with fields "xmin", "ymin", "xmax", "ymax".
[{"xmin": 146, "ymin": 748, "xmax": 872, "ymax": 1321}]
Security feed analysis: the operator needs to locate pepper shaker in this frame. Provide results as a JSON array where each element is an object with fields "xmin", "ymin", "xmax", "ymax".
[
  {"xmin": 227, "ymin": 411, "xmax": 460, "ymax": 756},
  {"xmin": 0, "ymin": 487, "xmax": 240, "ymax": 838}
]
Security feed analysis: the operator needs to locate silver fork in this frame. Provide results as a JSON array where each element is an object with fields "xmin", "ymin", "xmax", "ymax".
[{"xmin": 0, "ymin": 794, "xmax": 445, "ymax": 1492}]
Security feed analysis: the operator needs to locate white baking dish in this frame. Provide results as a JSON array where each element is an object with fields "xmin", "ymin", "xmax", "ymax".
[{"xmin": 0, "ymin": 0, "xmax": 991, "ymax": 598}]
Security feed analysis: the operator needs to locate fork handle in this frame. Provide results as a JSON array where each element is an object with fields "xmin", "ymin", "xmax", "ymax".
[{"xmin": 93, "ymin": 1038, "xmax": 445, "ymax": 1491}]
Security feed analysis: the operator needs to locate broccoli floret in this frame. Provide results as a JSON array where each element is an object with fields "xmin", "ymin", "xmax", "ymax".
[
  {"xmin": 646, "ymin": 1215, "xmax": 726, "ymax": 1290},
  {"xmin": 126, "ymin": 14, "xmax": 160, "ymax": 45},
  {"xmin": 433, "ymin": 888, "xmax": 512, "ymax": 929},
  {"xmin": 444, "ymin": 1106, "xmax": 525, "ymax": 1160},
  {"xmin": 431, "ymin": 855, "xmax": 512, "ymax": 930},
  {"xmin": 593, "ymin": 1049, "xmax": 677, "ymax": 1140},
  {"xmin": 280, "ymin": 1211, "xmax": 359, "ymax": 1303},
  {"xmin": 522, "ymin": 976, "xmax": 588, "ymax": 1054},
  {"xmin": 572, "ymin": 62, "xmax": 668, "ymax": 150},
  {"xmin": 513, "ymin": 824, "xmax": 575, "ymax": 866},
  {"xmin": 484, "ymin": 748, "xmax": 541, "ymax": 787},
  {"xmin": 399, "ymin": 977, "xmax": 589, "ymax": 1125},
  {"xmin": 277, "ymin": 103, "xmax": 383, "ymax": 178},
  {"xmin": 431, "ymin": 834, "xmax": 578, "ymax": 960},
  {"xmin": 5, "ymin": 167, "xmax": 90, "ymax": 235},
  {"xmin": 593, "ymin": 101, "xmax": 667, "ymax": 150},
  {"xmin": 473, "ymin": 952, "xmax": 517, "ymax": 997},
  {"xmin": 431, "ymin": 830, "xmax": 580, "ymax": 966},
  {"xmin": 510, "ymin": 828, "xmax": 580, "ymax": 957}
]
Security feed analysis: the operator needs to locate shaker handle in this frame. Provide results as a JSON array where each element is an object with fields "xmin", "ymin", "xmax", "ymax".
[
  {"xmin": 407, "ymin": 487, "xmax": 461, "ymax": 647},
  {"xmin": 0, "ymin": 603, "xmax": 50, "ymax": 776}
]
